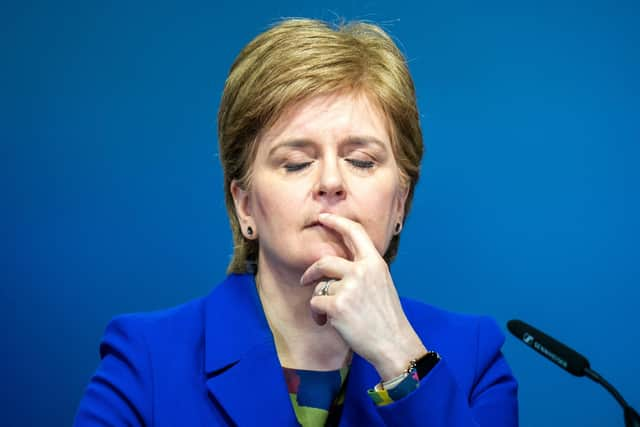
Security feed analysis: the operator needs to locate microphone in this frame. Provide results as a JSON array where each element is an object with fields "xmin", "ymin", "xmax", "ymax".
[
  {"xmin": 506, "ymin": 319, "xmax": 589, "ymax": 377},
  {"xmin": 507, "ymin": 319, "xmax": 640, "ymax": 427}
]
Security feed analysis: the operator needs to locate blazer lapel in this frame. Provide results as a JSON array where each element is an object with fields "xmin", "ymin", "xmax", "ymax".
[
  {"xmin": 339, "ymin": 353, "xmax": 385, "ymax": 426},
  {"xmin": 203, "ymin": 274, "xmax": 297, "ymax": 426}
]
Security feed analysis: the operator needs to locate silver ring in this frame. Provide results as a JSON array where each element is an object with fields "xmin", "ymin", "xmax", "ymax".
[{"xmin": 319, "ymin": 279, "xmax": 334, "ymax": 296}]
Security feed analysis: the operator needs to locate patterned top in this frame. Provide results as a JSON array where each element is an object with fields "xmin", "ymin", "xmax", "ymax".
[
  {"xmin": 283, "ymin": 366, "xmax": 349, "ymax": 427},
  {"xmin": 282, "ymin": 364, "xmax": 420, "ymax": 426}
]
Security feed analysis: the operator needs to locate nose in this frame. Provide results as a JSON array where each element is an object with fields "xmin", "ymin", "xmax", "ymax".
[{"xmin": 314, "ymin": 157, "xmax": 346, "ymax": 202}]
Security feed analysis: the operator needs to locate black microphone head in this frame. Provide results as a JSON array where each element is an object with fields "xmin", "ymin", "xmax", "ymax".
[{"xmin": 507, "ymin": 319, "xmax": 590, "ymax": 377}]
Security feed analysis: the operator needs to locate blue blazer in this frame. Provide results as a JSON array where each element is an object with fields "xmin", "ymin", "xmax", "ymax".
[{"xmin": 75, "ymin": 274, "xmax": 518, "ymax": 426}]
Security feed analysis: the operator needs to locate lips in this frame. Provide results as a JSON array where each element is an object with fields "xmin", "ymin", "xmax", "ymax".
[{"xmin": 304, "ymin": 214, "xmax": 356, "ymax": 229}]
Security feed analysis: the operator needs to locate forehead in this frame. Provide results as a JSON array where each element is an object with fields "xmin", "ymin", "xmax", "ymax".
[{"xmin": 257, "ymin": 91, "xmax": 391, "ymax": 149}]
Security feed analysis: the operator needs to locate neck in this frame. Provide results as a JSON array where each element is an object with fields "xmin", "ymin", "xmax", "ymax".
[{"xmin": 255, "ymin": 257, "xmax": 351, "ymax": 371}]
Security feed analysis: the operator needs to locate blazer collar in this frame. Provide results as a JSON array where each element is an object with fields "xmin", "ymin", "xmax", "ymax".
[
  {"xmin": 204, "ymin": 274, "xmax": 272, "ymax": 372},
  {"xmin": 203, "ymin": 274, "xmax": 384, "ymax": 426},
  {"xmin": 203, "ymin": 274, "xmax": 297, "ymax": 425}
]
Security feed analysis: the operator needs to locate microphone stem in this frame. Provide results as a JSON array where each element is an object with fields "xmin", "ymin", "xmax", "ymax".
[
  {"xmin": 584, "ymin": 367, "xmax": 629, "ymax": 410},
  {"xmin": 584, "ymin": 368, "xmax": 640, "ymax": 426}
]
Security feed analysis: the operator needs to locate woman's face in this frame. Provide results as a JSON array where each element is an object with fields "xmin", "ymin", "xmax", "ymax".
[{"xmin": 232, "ymin": 91, "xmax": 408, "ymax": 276}]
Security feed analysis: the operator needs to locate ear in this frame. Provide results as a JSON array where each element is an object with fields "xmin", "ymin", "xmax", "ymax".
[
  {"xmin": 230, "ymin": 179, "xmax": 255, "ymax": 239},
  {"xmin": 395, "ymin": 184, "xmax": 410, "ymax": 221}
]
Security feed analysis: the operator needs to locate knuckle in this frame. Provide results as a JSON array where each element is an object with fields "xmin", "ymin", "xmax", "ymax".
[
  {"xmin": 353, "ymin": 263, "xmax": 366, "ymax": 278},
  {"xmin": 310, "ymin": 296, "xmax": 321, "ymax": 309}
]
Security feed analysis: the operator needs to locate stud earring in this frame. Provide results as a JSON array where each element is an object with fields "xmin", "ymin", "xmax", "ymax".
[
  {"xmin": 247, "ymin": 226, "xmax": 253, "ymax": 237},
  {"xmin": 394, "ymin": 222, "xmax": 402, "ymax": 234}
]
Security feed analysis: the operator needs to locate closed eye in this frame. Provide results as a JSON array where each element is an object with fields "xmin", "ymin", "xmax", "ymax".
[
  {"xmin": 284, "ymin": 161, "xmax": 312, "ymax": 172},
  {"xmin": 346, "ymin": 158, "xmax": 375, "ymax": 169}
]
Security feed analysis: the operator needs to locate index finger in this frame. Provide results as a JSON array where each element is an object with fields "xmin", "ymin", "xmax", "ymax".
[{"xmin": 317, "ymin": 213, "xmax": 378, "ymax": 260}]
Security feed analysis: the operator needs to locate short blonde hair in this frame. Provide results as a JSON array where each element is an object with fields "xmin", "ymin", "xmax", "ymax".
[{"xmin": 218, "ymin": 18, "xmax": 424, "ymax": 273}]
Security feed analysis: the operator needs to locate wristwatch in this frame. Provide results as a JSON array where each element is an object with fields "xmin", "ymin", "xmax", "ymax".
[
  {"xmin": 413, "ymin": 350, "xmax": 440, "ymax": 380},
  {"xmin": 378, "ymin": 350, "xmax": 441, "ymax": 391}
]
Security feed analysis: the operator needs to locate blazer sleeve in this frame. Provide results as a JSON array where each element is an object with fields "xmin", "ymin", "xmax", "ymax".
[
  {"xmin": 375, "ymin": 316, "xmax": 518, "ymax": 426},
  {"xmin": 74, "ymin": 315, "xmax": 153, "ymax": 427}
]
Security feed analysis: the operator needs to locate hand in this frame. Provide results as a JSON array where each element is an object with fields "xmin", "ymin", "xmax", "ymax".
[{"xmin": 300, "ymin": 213, "xmax": 427, "ymax": 381}]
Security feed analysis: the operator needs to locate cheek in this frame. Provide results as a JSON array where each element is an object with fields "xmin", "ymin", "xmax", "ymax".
[
  {"xmin": 356, "ymin": 187, "xmax": 400, "ymax": 242},
  {"xmin": 370, "ymin": 180, "xmax": 400, "ymax": 215},
  {"xmin": 252, "ymin": 183, "xmax": 307, "ymax": 229}
]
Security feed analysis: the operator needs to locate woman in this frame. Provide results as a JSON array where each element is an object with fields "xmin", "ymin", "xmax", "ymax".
[{"xmin": 75, "ymin": 19, "xmax": 518, "ymax": 426}]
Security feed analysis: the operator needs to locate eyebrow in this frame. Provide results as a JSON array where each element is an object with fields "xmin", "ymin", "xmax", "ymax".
[
  {"xmin": 342, "ymin": 136, "xmax": 388, "ymax": 151},
  {"xmin": 268, "ymin": 136, "xmax": 388, "ymax": 157},
  {"xmin": 268, "ymin": 139, "xmax": 315, "ymax": 157}
]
